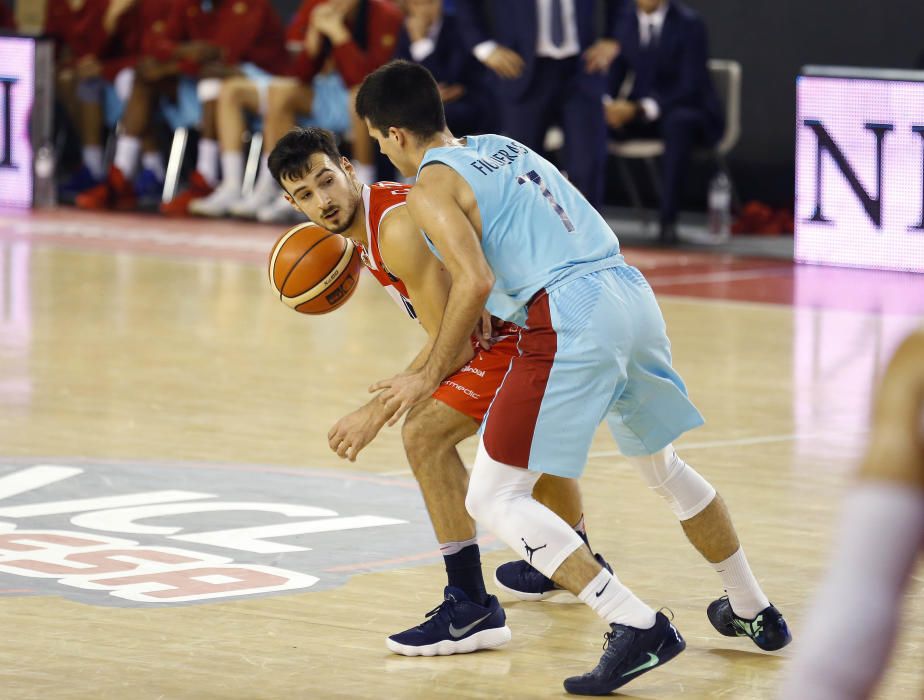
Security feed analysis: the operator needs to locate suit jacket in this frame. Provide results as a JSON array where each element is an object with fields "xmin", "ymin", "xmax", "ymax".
[
  {"xmin": 454, "ymin": 0, "xmax": 626, "ymax": 98},
  {"xmin": 397, "ymin": 12, "xmax": 496, "ymax": 132},
  {"xmin": 396, "ymin": 13, "xmax": 491, "ymax": 98},
  {"xmin": 609, "ymin": 0, "xmax": 723, "ymax": 144}
]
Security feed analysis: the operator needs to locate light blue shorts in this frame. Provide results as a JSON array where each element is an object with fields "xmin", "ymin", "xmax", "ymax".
[
  {"xmin": 295, "ymin": 71, "xmax": 351, "ymax": 135},
  {"xmin": 243, "ymin": 67, "xmax": 351, "ymax": 136},
  {"xmin": 160, "ymin": 77, "xmax": 201, "ymax": 131},
  {"xmin": 480, "ymin": 265, "xmax": 704, "ymax": 478}
]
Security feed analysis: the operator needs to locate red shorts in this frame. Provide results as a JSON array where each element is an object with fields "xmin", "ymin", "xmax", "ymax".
[{"xmin": 431, "ymin": 334, "xmax": 519, "ymax": 422}]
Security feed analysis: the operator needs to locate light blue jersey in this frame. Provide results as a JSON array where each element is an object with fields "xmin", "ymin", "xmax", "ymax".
[{"xmin": 418, "ymin": 134, "xmax": 624, "ymax": 325}]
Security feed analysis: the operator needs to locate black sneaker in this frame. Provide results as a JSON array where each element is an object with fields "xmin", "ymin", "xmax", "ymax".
[
  {"xmin": 386, "ymin": 586, "xmax": 512, "ymax": 656},
  {"xmin": 494, "ymin": 552, "xmax": 612, "ymax": 602},
  {"xmin": 563, "ymin": 611, "xmax": 686, "ymax": 695},
  {"xmin": 707, "ymin": 596, "xmax": 792, "ymax": 651}
]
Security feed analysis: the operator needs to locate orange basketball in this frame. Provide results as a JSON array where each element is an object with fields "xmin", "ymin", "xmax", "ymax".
[{"xmin": 268, "ymin": 222, "xmax": 362, "ymax": 314}]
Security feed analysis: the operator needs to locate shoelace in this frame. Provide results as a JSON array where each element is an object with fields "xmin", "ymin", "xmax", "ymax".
[
  {"xmin": 420, "ymin": 598, "xmax": 455, "ymax": 630},
  {"xmin": 601, "ymin": 625, "xmax": 629, "ymax": 651}
]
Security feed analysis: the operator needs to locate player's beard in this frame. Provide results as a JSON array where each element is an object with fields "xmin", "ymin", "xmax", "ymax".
[{"xmin": 318, "ymin": 199, "xmax": 358, "ymax": 235}]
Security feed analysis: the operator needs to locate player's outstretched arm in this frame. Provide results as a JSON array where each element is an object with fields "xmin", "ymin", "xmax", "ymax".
[
  {"xmin": 369, "ymin": 167, "xmax": 493, "ymax": 425},
  {"xmin": 378, "ymin": 206, "xmax": 475, "ymax": 374}
]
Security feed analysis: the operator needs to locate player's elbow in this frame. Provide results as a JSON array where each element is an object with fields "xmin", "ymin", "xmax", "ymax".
[{"xmin": 466, "ymin": 268, "xmax": 494, "ymax": 302}]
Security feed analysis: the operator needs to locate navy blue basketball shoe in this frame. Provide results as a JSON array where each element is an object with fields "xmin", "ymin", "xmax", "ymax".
[
  {"xmin": 707, "ymin": 596, "xmax": 792, "ymax": 651},
  {"xmin": 386, "ymin": 586, "xmax": 511, "ymax": 656},
  {"xmin": 563, "ymin": 611, "xmax": 686, "ymax": 695},
  {"xmin": 494, "ymin": 552, "xmax": 612, "ymax": 602}
]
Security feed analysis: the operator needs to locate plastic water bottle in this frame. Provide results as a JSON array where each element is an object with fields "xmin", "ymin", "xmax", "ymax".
[
  {"xmin": 33, "ymin": 144, "xmax": 57, "ymax": 208},
  {"xmin": 708, "ymin": 171, "xmax": 732, "ymax": 241}
]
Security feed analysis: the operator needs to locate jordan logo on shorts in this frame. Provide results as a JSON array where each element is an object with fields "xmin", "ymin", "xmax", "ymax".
[{"xmin": 521, "ymin": 537, "xmax": 548, "ymax": 564}]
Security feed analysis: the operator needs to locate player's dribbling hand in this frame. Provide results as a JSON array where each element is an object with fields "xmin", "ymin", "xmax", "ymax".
[
  {"xmin": 369, "ymin": 369, "xmax": 440, "ymax": 427},
  {"xmin": 327, "ymin": 403, "xmax": 388, "ymax": 462}
]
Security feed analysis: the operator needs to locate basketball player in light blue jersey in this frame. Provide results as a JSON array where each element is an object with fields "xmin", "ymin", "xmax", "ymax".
[{"xmin": 357, "ymin": 60, "xmax": 790, "ymax": 695}]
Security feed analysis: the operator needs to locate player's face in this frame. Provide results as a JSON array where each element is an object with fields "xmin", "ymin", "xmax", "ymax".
[
  {"xmin": 282, "ymin": 154, "xmax": 360, "ymax": 234},
  {"xmin": 366, "ymin": 121, "xmax": 415, "ymax": 177}
]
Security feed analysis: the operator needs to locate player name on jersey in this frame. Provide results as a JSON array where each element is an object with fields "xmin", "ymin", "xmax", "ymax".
[{"xmin": 469, "ymin": 142, "xmax": 528, "ymax": 176}]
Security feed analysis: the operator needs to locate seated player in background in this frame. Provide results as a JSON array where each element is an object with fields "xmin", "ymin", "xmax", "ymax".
[
  {"xmin": 46, "ymin": 0, "xmax": 134, "ymax": 197},
  {"xmin": 77, "ymin": 0, "xmax": 288, "ymax": 215},
  {"xmin": 190, "ymin": 0, "xmax": 404, "ymax": 223},
  {"xmin": 779, "ymin": 326, "xmax": 924, "ymax": 700},
  {"xmin": 267, "ymin": 126, "xmax": 603, "ymax": 655}
]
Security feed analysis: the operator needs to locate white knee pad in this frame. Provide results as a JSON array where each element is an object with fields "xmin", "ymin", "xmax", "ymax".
[
  {"xmin": 628, "ymin": 446, "xmax": 716, "ymax": 520},
  {"xmin": 466, "ymin": 440, "xmax": 584, "ymax": 579}
]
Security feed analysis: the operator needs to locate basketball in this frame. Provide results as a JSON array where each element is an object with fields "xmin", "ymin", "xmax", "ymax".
[{"xmin": 268, "ymin": 222, "xmax": 362, "ymax": 315}]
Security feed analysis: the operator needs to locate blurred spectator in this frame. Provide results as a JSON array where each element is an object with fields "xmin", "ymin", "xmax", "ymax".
[
  {"xmin": 396, "ymin": 0, "xmax": 494, "ymax": 136},
  {"xmin": 76, "ymin": 0, "xmax": 288, "ymax": 215},
  {"xmin": 0, "ymin": 2, "xmax": 14, "ymax": 30},
  {"xmin": 454, "ymin": 0, "xmax": 625, "ymax": 209},
  {"xmin": 605, "ymin": 0, "xmax": 723, "ymax": 244},
  {"xmin": 47, "ymin": 0, "xmax": 130, "ymax": 196},
  {"xmin": 190, "ymin": 0, "xmax": 403, "ymax": 222}
]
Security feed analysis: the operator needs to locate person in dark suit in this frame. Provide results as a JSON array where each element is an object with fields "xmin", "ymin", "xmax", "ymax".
[
  {"xmin": 606, "ymin": 0, "xmax": 723, "ymax": 244},
  {"xmin": 454, "ymin": 0, "xmax": 626, "ymax": 209},
  {"xmin": 396, "ymin": 0, "xmax": 495, "ymax": 135}
]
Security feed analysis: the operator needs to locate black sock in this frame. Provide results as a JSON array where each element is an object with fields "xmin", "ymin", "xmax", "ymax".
[{"xmin": 444, "ymin": 543, "xmax": 488, "ymax": 606}]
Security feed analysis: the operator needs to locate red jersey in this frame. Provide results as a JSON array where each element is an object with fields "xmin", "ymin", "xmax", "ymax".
[
  {"xmin": 286, "ymin": 0, "xmax": 403, "ymax": 86},
  {"xmin": 44, "ymin": 0, "xmax": 107, "ymax": 64},
  {"xmin": 150, "ymin": 0, "xmax": 288, "ymax": 74},
  {"xmin": 354, "ymin": 182, "xmax": 416, "ymax": 320},
  {"xmin": 352, "ymin": 182, "xmax": 520, "ymax": 423}
]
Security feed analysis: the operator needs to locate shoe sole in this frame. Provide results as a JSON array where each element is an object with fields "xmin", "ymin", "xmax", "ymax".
[
  {"xmin": 493, "ymin": 572, "xmax": 579, "ymax": 603},
  {"xmin": 385, "ymin": 625, "xmax": 512, "ymax": 657}
]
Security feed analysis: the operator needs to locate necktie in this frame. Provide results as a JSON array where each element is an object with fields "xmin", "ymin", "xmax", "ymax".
[
  {"xmin": 550, "ymin": 0, "xmax": 565, "ymax": 48},
  {"xmin": 648, "ymin": 18, "xmax": 659, "ymax": 48}
]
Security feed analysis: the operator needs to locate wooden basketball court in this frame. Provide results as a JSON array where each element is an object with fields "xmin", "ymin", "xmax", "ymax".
[{"xmin": 0, "ymin": 209, "xmax": 921, "ymax": 699}]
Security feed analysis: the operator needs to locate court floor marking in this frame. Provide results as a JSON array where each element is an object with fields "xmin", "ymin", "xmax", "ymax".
[
  {"xmin": 586, "ymin": 431, "xmax": 849, "ymax": 460},
  {"xmin": 373, "ymin": 431, "xmax": 847, "ymax": 476}
]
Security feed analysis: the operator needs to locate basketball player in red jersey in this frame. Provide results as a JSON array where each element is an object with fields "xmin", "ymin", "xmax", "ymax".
[
  {"xmin": 267, "ymin": 127, "xmax": 606, "ymax": 657},
  {"xmin": 780, "ymin": 326, "xmax": 924, "ymax": 699}
]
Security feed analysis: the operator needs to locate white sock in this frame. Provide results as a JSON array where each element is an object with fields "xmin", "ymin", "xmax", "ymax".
[
  {"xmin": 220, "ymin": 151, "xmax": 244, "ymax": 191},
  {"xmin": 252, "ymin": 156, "xmax": 278, "ymax": 197},
  {"xmin": 713, "ymin": 547, "xmax": 770, "ymax": 619},
  {"xmin": 197, "ymin": 138, "xmax": 220, "ymax": 186},
  {"xmin": 352, "ymin": 161, "xmax": 375, "ymax": 184},
  {"xmin": 113, "ymin": 135, "xmax": 141, "ymax": 179},
  {"xmin": 82, "ymin": 145, "xmax": 104, "ymax": 179},
  {"xmin": 578, "ymin": 568, "xmax": 657, "ymax": 629},
  {"xmin": 141, "ymin": 152, "xmax": 165, "ymax": 181}
]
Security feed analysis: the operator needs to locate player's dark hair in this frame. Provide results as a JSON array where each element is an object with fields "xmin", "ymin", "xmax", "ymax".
[
  {"xmin": 268, "ymin": 127, "xmax": 343, "ymax": 188},
  {"xmin": 355, "ymin": 60, "xmax": 446, "ymax": 140}
]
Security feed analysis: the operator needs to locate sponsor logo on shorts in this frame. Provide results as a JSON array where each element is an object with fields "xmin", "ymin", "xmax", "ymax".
[
  {"xmin": 441, "ymin": 380, "xmax": 480, "ymax": 399},
  {"xmin": 459, "ymin": 365, "xmax": 486, "ymax": 378}
]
